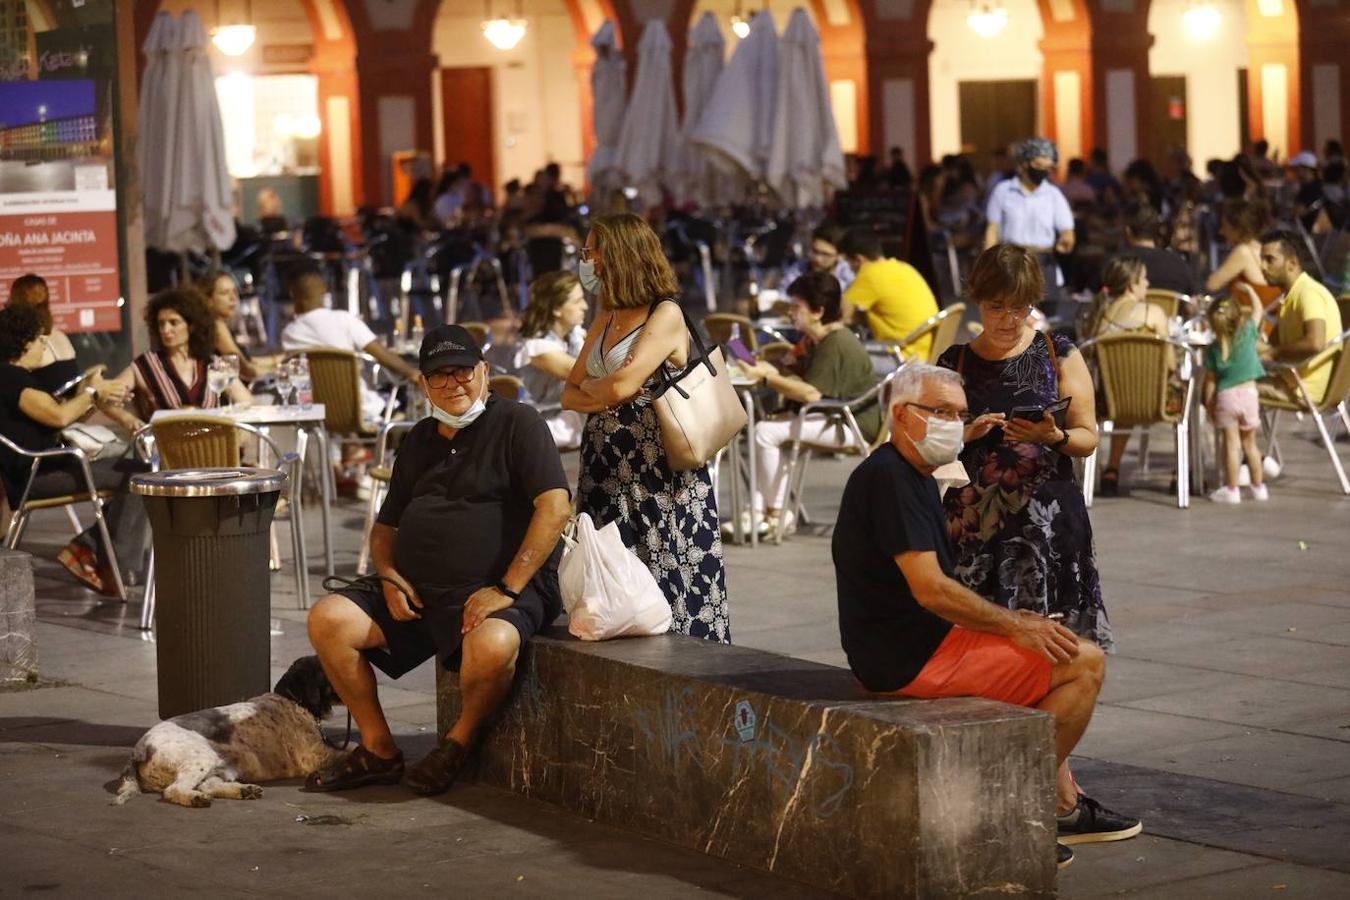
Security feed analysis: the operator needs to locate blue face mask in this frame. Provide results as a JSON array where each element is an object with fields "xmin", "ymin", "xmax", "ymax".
[
  {"xmin": 578, "ymin": 259, "xmax": 602, "ymax": 294},
  {"xmin": 430, "ymin": 381, "xmax": 487, "ymax": 430}
]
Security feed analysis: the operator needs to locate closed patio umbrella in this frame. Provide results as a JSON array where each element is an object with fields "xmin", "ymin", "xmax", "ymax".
[
  {"xmin": 161, "ymin": 11, "xmax": 235, "ymax": 254},
  {"xmin": 615, "ymin": 20, "xmax": 680, "ymax": 206},
  {"xmin": 586, "ymin": 21, "xmax": 627, "ymax": 198},
  {"xmin": 674, "ymin": 12, "xmax": 729, "ymax": 209},
  {"xmin": 765, "ymin": 9, "xmax": 846, "ymax": 209},
  {"xmin": 690, "ymin": 10, "xmax": 777, "ymax": 185},
  {"xmin": 139, "ymin": 11, "xmax": 179, "ymax": 250}
]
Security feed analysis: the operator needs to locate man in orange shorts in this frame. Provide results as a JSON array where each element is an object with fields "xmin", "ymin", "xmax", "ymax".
[{"xmin": 833, "ymin": 363, "xmax": 1128, "ymax": 871}]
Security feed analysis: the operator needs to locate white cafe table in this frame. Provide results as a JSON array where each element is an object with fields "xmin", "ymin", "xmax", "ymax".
[{"xmin": 150, "ymin": 404, "xmax": 336, "ymax": 576}]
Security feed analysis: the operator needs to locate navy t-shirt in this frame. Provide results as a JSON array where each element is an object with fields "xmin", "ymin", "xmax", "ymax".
[
  {"xmin": 832, "ymin": 443, "xmax": 955, "ymax": 692},
  {"xmin": 377, "ymin": 397, "xmax": 569, "ymax": 600}
]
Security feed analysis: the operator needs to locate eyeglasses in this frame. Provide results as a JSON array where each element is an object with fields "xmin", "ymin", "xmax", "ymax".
[
  {"xmin": 425, "ymin": 367, "xmax": 478, "ymax": 388},
  {"xmin": 906, "ymin": 402, "xmax": 972, "ymax": 425},
  {"xmin": 979, "ymin": 302, "xmax": 1034, "ymax": 320}
]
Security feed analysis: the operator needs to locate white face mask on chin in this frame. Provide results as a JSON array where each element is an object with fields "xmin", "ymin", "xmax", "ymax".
[
  {"xmin": 430, "ymin": 380, "xmax": 487, "ymax": 430},
  {"xmin": 911, "ymin": 415, "xmax": 965, "ymax": 467}
]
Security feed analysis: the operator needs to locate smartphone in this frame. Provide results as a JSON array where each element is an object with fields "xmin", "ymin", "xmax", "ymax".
[
  {"xmin": 726, "ymin": 339, "xmax": 757, "ymax": 365},
  {"xmin": 1010, "ymin": 396, "xmax": 1072, "ymax": 427}
]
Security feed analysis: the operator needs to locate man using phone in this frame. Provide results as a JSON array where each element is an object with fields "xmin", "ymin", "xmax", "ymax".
[{"xmin": 833, "ymin": 363, "xmax": 1138, "ymax": 871}]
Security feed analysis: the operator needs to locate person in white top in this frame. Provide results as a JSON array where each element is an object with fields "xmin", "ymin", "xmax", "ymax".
[
  {"xmin": 280, "ymin": 267, "xmax": 419, "ymax": 422},
  {"xmin": 514, "ymin": 271, "xmax": 588, "ymax": 448}
]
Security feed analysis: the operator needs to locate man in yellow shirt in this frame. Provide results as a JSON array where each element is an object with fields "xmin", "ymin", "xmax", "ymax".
[
  {"xmin": 1258, "ymin": 230, "xmax": 1343, "ymax": 404},
  {"xmin": 839, "ymin": 230, "xmax": 940, "ymax": 359}
]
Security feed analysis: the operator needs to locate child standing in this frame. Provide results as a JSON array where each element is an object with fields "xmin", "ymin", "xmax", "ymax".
[{"xmin": 1203, "ymin": 287, "xmax": 1270, "ymax": 503}]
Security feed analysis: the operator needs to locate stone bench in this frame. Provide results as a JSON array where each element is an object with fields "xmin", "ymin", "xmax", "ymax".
[
  {"xmin": 1, "ymin": 549, "xmax": 37, "ymax": 683},
  {"xmin": 438, "ymin": 628, "xmax": 1056, "ymax": 897}
]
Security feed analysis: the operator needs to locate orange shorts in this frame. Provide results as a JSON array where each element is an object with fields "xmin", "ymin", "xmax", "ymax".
[{"xmin": 895, "ymin": 625, "xmax": 1053, "ymax": 707}]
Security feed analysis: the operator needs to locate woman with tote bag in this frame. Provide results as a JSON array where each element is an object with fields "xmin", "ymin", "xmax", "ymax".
[{"xmin": 562, "ymin": 213, "xmax": 732, "ymax": 643}]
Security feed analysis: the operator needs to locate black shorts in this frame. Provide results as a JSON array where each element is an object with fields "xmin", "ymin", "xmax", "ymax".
[{"xmin": 334, "ymin": 569, "xmax": 561, "ymax": 679}]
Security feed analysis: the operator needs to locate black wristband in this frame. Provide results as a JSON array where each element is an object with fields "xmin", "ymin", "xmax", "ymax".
[
  {"xmin": 495, "ymin": 581, "xmax": 521, "ymax": 601},
  {"xmin": 1049, "ymin": 429, "xmax": 1071, "ymax": 452}
]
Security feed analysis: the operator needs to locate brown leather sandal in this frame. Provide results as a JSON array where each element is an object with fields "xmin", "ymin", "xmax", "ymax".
[
  {"xmin": 404, "ymin": 740, "xmax": 470, "ymax": 796},
  {"xmin": 301, "ymin": 745, "xmax": 404, "ymax": 792}
]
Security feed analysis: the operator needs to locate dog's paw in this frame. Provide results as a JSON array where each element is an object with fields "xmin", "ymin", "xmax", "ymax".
[
  {"xmin": 189, "ymin": 794, "xmax": 212, "ymax": 808},
  {"xmin": 241, "ymin": 784, "xmax": 263, "ymax": 800}
]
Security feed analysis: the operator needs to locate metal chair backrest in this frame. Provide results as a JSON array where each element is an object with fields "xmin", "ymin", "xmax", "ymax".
[
  {"xmin": 703, "ymin": 314, "xmax": 758, "ymax": 352},
  {"xmin": 1085, "ymin": 334, "xmax": 1180, "ymax": 428},
  {"xmin": 929, "ymin": 303, "xmax": 966, "ymax": 362},
  {"xmin": 488, "ymin": 374, "xmax": 525, "ymax": 402},
  {"xmin": 150, "ymin": 415, "xmax": 243, "ymax": 469},
  {"xmin": 292, "ymin": 348, "xmax": 374, "ymax": 437}
]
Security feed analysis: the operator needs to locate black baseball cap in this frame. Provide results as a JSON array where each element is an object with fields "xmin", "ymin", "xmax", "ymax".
[{"xmin": 418, "ymin": 324, "xmax": 484, "ymax": 374}]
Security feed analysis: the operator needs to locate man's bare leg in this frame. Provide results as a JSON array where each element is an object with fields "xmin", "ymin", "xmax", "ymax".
[
  {"xmin": 446, "ymin": 619, "xmax": 521, "ymax": 748},
  {"xmin": 1035, "ymin": 639, "xmax": 1106, "ymax": 813},
  {"xmin": 307, "ymin": 594, "xmax": 399, "ymax": 759}
]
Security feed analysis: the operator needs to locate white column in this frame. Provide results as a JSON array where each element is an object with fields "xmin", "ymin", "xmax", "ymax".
[
  {"xmin": 882, "ymin": 78, "xmax": 917, "ymax": 168},
  {"xmin": 1053, "ymin": 71, "xmax": 1082, "ymax": 162},
  {"xmin": 1105, "ymin": 69, "xmax": 1138, "ymax": 172},
  {"xmin": 1313, "ymin": 64, "xmax": 1342, "ymax": 154},
  {"xmin": 1260, "ymin": 63, "xmax": 1289, "ymax": 157}
]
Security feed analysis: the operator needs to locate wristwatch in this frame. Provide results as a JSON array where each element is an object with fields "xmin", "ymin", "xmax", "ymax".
[
  {"xmin": 495, "ymin": 581, "xmax": 521, "ymax": 601},
  {"xmin": 1049, "ymin": 429, "xmax": 1070, "ymax": 452}
]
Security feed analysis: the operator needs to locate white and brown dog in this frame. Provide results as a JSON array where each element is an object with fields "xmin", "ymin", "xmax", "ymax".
[{"xmin": 113, "ymin": 656, "xmax": 342, "ymax": 808}]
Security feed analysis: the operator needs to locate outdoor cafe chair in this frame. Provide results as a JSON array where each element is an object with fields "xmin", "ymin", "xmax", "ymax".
[
  {"xmin": 1144, "ymin": 289, "xmax": 1194, "ymax": 321},
  {"xmin": 457, "ymin": 322, "xmax": 492, "ymax": 352},
  {"xmin": 891, "ymin": 302, "xmax": 967, "ymax": 365},
  {"xmin": 773, "ymin": 368, "xmax": 901, "ymax": 543},
  {"xmin": 1079, "ymin": 333, "xmax": 1197, "ymax": 509},
  {"xmin": 1, "ymin": 434, "xmax": 127, "ymax": 601},
  {"xmin": 1257, "ymin": 312, "xmax": 1350, "ymax": 495},
  {"xmin": 137, "ymin": 416, "xmax": 309, "ymax": 629},
  {"xmin": 703, "ymin": 314, "xmax": 759, "ymax": 352},
  {"xmin": 356, "ymin": 420, "xmax": 414, "ymax": 576},
  {"xmin": 488, "ymin": 374, "xmax": 526, "ymax": 402}
]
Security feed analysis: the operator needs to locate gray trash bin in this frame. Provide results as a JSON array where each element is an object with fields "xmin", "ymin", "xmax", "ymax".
[{"xmin": 132, "ymin": 468, "xmax": 287, "ymax": 718}]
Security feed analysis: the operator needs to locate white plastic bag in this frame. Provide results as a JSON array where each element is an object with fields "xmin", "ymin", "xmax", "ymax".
[{"xmin": 558, "ymin": 513, "xmax": 673, "ymax": 641}]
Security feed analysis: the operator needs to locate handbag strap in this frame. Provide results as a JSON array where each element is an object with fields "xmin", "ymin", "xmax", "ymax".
[{"xmin": 648, "ymin": 297, "xmax": 718, "ymax": 398}]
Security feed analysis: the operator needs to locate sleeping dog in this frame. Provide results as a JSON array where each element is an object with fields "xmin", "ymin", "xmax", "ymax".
[{"xmin": 113, "ymin": 656, "xmax": 342, "ymax": 808}]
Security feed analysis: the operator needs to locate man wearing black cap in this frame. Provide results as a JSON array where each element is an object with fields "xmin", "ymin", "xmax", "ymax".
[{"xmin": 304, "ymin": 324, "xmax": 572, "ymax": 795}]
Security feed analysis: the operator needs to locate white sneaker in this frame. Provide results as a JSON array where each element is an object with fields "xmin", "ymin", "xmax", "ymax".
[
  {"xmin": 1250, "ymin": 483, "xmax": 1270, "ymax": 501},
  {"xmin": 720, "ymin": 511, "xmax": 772, "ymax": 538},
  {"xmin": 770, "ymin": 509, "xmax": 797, "ymax": 536},
  {"xmin": 1263, "ymin": 456, "xmax": 1282, "ymax": 479},
  {"xmin": 1238, "ymin": 464, "xmax": 1252, "ymax": 487},
  {"xmin": 1209, "ymin": 486, "xmax": 1241, "ymax": 504}
]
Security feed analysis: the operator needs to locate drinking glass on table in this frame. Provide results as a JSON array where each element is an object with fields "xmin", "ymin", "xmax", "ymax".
[
  {"xmin": 275, "ymin": 363, "xmax": 294, "ymax": 408},
  {"xmin": 206, "ymin": 359, "xmax": 230, "ymax": 409},
  {"xmin": 290, "ymin": 356, "xmax": 313, "ymax": 410}
]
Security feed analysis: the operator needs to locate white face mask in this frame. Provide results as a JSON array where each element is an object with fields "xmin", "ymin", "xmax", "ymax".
[
  {"xmin": 911, "ymin": 414, "xmax": 965, "ymax": 467},
  {"xmin": 578, "ymin": 259, "xmax": 601, "ymax": 294},
  {"xmin": 430, "ymin": 380, "xmax": 487, "ymax": 430}
]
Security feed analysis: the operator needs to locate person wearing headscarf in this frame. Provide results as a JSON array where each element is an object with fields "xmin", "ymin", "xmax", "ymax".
[{"xmin": 985, "ymin": 137, "xmax": 1076, "ymax": 316}]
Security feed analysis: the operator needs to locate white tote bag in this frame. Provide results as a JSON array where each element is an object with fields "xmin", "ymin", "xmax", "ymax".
[{"xmin": 558, "ymin": 513, "xmax": 673, "ymax": 641}]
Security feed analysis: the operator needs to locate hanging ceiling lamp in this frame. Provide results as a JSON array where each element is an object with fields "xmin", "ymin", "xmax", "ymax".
[
  {"xmin": 966, "ymin": 0, "xmax": 1008, "ymax": 38},
  {"xmin": 483, "ymin": 0, "xmax": 528, "ymax": 50},
  {"xmin": 1182, "ymin": 0, "xmax": 1221, "ymax": 40},
  {"xmin": 730, "ymin": 1, "xmax": 753, "ymax": 39},
  {"xmin": 212, "ymin": 0, "xmax": 256, "ymax": 57}
]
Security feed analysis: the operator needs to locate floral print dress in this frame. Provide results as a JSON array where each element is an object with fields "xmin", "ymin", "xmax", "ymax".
[
  {"xmin": 938, "ymin": 333, "xmax": 1112, "ymax": 651},
  {"xmin": 576, "ymin": 306, "xmax": 731, "ymax": 643}
]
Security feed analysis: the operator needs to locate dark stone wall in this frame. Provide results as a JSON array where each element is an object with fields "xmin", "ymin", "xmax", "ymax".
[{"xmin": 438, "ymin": 628, "xmax": 1056, "ymax": 897}]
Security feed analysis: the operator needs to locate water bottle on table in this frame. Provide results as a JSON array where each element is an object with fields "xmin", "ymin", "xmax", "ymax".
[{"xmin": 292, "ymin": 354, "xmax": 313, "ymax": 410}]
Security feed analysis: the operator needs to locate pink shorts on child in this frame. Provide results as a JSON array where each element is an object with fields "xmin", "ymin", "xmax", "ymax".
[{"xmin": 1214, "ymin": 383, "xmax": 1260, "ymax": 430}]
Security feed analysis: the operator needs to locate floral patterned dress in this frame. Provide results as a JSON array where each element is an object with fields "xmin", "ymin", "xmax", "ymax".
[
  {"xmin": 938, "ymin": 333, "xmax": 1112, "ymax": 651},
  {"xmin": 576, "ymin": 307, "xmax": 731, "ymax": 643}
]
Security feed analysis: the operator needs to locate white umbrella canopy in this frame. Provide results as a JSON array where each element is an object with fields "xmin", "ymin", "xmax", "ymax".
[
  {"xmin": 161, "ymin": 11, "xmax": 235, "ymax": 254},
  {"xmin": 690, "ymin": 10, "xmax": 777, "ymax": 185},
  {"xmin": 765, "ymin": 8, "xmax": 846, "ymax": 209},
  {"xmin": 615, "ymin": 20, "xmax": 680, "ymax": 206},
  {"xmin": 138, "ymin": 11, "xmax": 179, "ymax": 250},
  {"xmin": 586, "ymin": 21, "xmax": 627, "ymax": 197},
  {"xmin": 673, "ymin": 12, "xmax": 726, "ymax": 209}
]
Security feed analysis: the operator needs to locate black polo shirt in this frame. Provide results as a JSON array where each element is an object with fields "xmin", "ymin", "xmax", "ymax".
[
  {"xmin": 377, "ymin": 397, "xmax": 568, "ymax": 598},
  {"xmin": 832, "ymin": 443, "xmax": 954, "ymax": 692}
]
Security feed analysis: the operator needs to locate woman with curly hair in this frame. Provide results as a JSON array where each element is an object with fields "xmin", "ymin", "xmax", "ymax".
[
  {"xmin": 561, "ymin": 213, "xmax": 729, "ymax": 642},
  {"xmin": 937, "ymin": 245, "xmax": 1141, "ymax": 846},
  {"xmin": 107, "ymin": 288, "xmax": 251, "ymax": 432}
]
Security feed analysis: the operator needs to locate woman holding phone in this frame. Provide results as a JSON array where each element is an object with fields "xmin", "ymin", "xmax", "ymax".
[{"xmin": 936, "ymin": 245, "xmax": 1140, "ymax": 847}]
